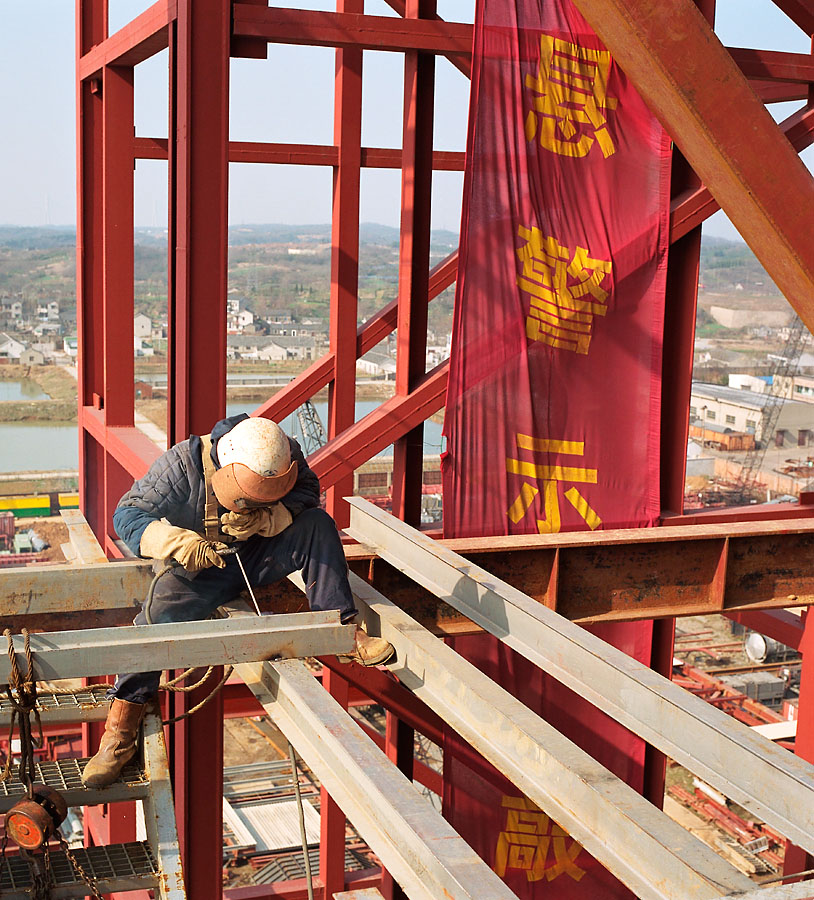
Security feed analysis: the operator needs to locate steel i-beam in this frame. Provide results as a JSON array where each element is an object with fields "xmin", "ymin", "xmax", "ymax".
[
  {"xmin": 0, "ymin": 613, "xmax": 354, "ymax": 683},
  {"xmin": 287, "ymin": 571, "xmax": 753, "ymax": 900},
  {"xmin": 235, "ymin": 656, "xmax": 518, "ymax": 900},
  {"xmin": 346, "ymin": 498, "xmax": 814, "ymax": 855}
]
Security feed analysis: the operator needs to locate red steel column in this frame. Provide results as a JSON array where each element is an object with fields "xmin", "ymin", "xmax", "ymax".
[
  {"xmin": 101, "ymin": 63, "xmax": 136, "ymax": 540},
  {"xmin": 784, "ymin": 607, "xmax": 814, "ymax": 876},
  {"xmin": 167, "ymin": 2, "xmax": 229, "ymax": 897},
  {"xmin": 320, "ymin": 666, "xmax": 350, "ymax": 898},
  {"xmin": 76, "ymin": 0, "xmax": 107, "ymax": 537},
  {"xmin": 659, "ymin": 0, "xmax": 715, "ymax": 518},
  {"xmin": 650, "ymin": 0, "xmax": 716, "ymax": 810},
  {"xmin": 784, "ymin": 41, "xmax": 814, "ymax": 880},
  {"xmin": 391, "ymin": 0, "xmax": 436, "ymax": 526},
  {"xmin": 381, "ymin": 711, "xmax": 414, "ymax": 900},
  {"xmin": 325, "ymin": 0, "xmax": 363, "ymax": 528}
]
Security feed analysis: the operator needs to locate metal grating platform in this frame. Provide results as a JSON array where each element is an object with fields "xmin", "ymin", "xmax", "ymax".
[
  {"xmin": 0, "ymin": 841, "xmax": 158, "ymax": 898},
  {"xmin": 0, "ymin": 757, "xmax": 149, "ymax": 812},
  {"xmin": 0, "ymin": 688, "xmax": 110, "ymax": 727}
]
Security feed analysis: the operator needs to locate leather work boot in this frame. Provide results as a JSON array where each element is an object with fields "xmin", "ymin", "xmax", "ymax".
[
  {"xmin": 338, "ymin": 625, "xmax": 395, "ymax": 667},
  {"xmin": 81, "ymin": 699, "xmax": 146, "ymax": 788}
]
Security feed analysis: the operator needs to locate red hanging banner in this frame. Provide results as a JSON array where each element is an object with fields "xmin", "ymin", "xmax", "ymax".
[
  {"xmin": 441, "ymin": 0, "xmax": 672, "ymax": 895},
  {"xmin": 442, "ymin": 0, "xmax": 671, "ymax": 538}
]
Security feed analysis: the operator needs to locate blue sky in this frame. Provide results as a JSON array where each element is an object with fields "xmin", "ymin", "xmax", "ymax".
[{"xmin": 0, "ymin": 0, "xmax": 810, "ymax": 239}]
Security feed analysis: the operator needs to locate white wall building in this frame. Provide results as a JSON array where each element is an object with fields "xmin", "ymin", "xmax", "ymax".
[
  {"xmin": 134, "ymin": 314, "xmax": 152, "ymax": 339},
  {"xmin": 728, "ymin": 373, "xmax": 770, "ymax": 394}
]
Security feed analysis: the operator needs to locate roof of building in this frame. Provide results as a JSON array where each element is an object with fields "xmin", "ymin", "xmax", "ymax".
[{"xmin": 691, "ymin": 382, "xmax": 770, "ymax": 410}]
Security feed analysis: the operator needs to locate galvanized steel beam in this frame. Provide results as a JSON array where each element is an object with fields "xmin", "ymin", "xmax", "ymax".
[
  {"xmin": 141, "ymin": 710, "xmax": 186, "ymax": 899},
  {"xmin": 570, "ymin": 0, "xmax": 814, "ymax": 334},
  {"xmin": 346, "ymin": 498, "xmax": 814, "ymax": 854},
  {"xmin": 235, "ymin": 656, "xmax": 518, "ymax": 900},
  {"xmin": 0, "ymin": 613, "xmax": 354, "ymax": 683},
  {"xmin": 291, "ymin": 571, "xmax": 754, "ymax": 900}
]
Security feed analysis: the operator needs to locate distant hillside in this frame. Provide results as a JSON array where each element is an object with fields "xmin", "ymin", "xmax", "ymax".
[
  {"xmin": 0, "ymin": 226, "xmax": 782, "ymax": 337},
  {"xmin": 699, "ymin": 235, "xmax": 780, "ymax": 297}
]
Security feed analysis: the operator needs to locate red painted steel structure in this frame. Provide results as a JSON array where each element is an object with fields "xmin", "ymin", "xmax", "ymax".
[{"xmin": 74, "ymin": 0, "xmax": 814, "ymax": 894}]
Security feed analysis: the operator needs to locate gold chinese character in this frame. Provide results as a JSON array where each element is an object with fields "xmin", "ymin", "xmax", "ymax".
[
  {"xmin": 506, "ymin": 434, "xmax": 602, "ymax": 534},
  {"xmin": 524, "ymin": 33, "xmax": 617, "ymax": 158},
  {"xmin": 494, "ymin": 796, "xmax": 586, "ymax": 882},
  {"xmin": 516, "ymin": 226, "xmax": 611, "ymax": 356}
]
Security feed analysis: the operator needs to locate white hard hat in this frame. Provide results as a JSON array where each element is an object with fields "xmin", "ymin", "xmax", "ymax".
[{"xmin": 212, "ymin": 418, "xmax": 297, "ymax": 511}]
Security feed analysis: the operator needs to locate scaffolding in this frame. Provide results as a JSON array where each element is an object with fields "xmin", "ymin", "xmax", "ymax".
[{"xmin": 6, "ymin": 0, "xmax": 809, "ymax": 895}]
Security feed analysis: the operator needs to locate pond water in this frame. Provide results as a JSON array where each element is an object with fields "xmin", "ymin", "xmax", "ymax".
[
  {"xmin": 0, "ymin": 380, "xmax": 49, "ymax": 402},
  {"xmin": 0, "ymin": 422, "xmax": 78, "ymax": 472}
]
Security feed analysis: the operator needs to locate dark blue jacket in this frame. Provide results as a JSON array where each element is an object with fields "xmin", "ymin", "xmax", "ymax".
[{"xmin": 113, "ymin": 414, "xmax": 320, "ymax": 557}]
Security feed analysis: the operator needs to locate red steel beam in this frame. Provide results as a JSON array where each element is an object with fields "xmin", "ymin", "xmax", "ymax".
[
  {"xmin": 572, "ymin": 0, "xmax": 814, "ymax": 335},
  {"xmin": 383, "ymin": 0, "xmax": 472, "ymax": 77},
  {"xmin": 391, "ymin": 0, "xmax": 436, "ymax": 527},
  {"xmin": 77, "ymin": 0, "xmax": 175, "ymax": 80},
  {"xmin": 253, "ymin": 251, "xmax": 457, "ymax": 424},
  {"xmin": 224, "ymin": 870, "xmax": 381, "ymax": 900},
  {"xmin": 325, "ymin": 0, "xmax": 364, "ymax": 528},
  {"xmin": 309, "ymin": 362, "xmax": 448, "ymax": 489},
  {"xmin": 727, "ymin": 47, "xmax": 814, "ymax": 81},
  {"xmin": 670, "ymin": 105, "xmax": 814, "ymax": 241},
  {"xmin": 133, "ymin": 137, "xmax": 465, "ymax": 170},
  {"xmin": 166, "ymin": 3, "xmax": 230, "ymax": 897},
  {"xmin": 772, "ymin": 0, "xmax": 814, "ymax": 34},
  {"xmin": 726, "ymin": 609, "xmax": 804, "ymax": 651},
  {"xmin": 232, "ymin": 5, "xmax": 472, "ymax": 56}
]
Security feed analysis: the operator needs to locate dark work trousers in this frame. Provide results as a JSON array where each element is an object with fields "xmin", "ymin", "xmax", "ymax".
[{"xmin": 110, "ymin": 508, "xmax": 357, "ymax": 704}]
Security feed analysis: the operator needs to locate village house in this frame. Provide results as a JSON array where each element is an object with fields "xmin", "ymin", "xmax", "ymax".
[
  {"xmin": 0, "ymin": 333, "xmax": 27, "ymax": 362},
  {"xmin": 134, "ymin": 314, "xmax": 152, "ymax": 339}
]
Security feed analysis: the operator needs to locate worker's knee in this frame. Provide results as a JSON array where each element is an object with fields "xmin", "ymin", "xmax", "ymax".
[{"xmin": 295, "ymin": 507, "xmax": 340, "ymax": 540}]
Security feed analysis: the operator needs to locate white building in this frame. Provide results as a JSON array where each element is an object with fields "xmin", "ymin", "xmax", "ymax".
[
  {"xmin": 728, "ymin": 374, "xmax": 770, "ymax": 394},
  {"xmin": 691, "ymin": 381, "xmax": 814, "ymax": 447},
  {"xmin": 134, "ymin": 314, "xmax": 152, "ymax": 339},
  {"xmin": 0, "ymin": 333, "xmax": 26, "ymax": 361},
  {"xmin": 357, "ymin": 350, "xmax": 397, "ymax": 379}
]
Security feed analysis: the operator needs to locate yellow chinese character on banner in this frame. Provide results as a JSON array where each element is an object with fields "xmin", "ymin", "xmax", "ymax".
[
  {"xmin": 506, "ymin": 434, "xmax": 602, "ymax": 534},
  {"xmin": 494, "ymin": 796, "xmax": 586, "ymax": 883},
  {"xmin": 516, "ymin": 225, "xmax": 611, "ymax": 356},
  {"xmin": 524, "ymin": 33, "xmax": 617, "ymax": 158}
]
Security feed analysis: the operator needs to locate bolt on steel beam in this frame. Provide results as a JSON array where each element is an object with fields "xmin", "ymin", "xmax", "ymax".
[{"xmin": 346, "ymin": 497, "xmax": 814, "ymax": 856}]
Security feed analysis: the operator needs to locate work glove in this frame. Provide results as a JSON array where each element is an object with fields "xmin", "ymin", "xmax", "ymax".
[
  {"xmin": 139, "ymin": 519, "xmax": 229, "ymax": 572},
  {"xmin": 220, "ymin": 504, "xmax": 293, "ymax": 541}
]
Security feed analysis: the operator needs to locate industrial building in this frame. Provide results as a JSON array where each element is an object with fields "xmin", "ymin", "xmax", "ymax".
[{"xmin": 2, "ymin": 1, "xmax": 814, "ymax": 900}]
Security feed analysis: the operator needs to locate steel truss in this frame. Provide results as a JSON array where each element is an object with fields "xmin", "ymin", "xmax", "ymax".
[{"xmin": 74, "ymin": 0, "xmax": 814, "ymax": 894}]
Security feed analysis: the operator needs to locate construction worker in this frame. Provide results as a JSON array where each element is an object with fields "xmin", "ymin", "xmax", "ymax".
[{"xmin": 82, "ymin": 414, "xmax": 393, "ymax": 788}]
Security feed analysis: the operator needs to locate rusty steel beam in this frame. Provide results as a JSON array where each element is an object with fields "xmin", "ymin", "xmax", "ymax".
[
  {"xmin": 9, "ymin": 516, "xmax": 814, "ymax": 636},
  {"xmin": 572, "ymin": 0, "xmax": 814, "ymax": 334},
  {"xmin": 232, "ymin": 5, "xmax": 472, "ymax": 56},
  {"xmin": 78, "ymin": 0, "xmax": 176, "ymax": 80}
]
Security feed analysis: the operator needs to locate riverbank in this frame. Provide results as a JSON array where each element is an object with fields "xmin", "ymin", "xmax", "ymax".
[{"xmin": 0, "ymin": 364, "xmax": 78, "ymax": 422}]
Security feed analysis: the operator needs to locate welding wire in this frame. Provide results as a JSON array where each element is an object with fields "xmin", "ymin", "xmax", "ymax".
[
  {"xmin": 289, "ymin": 741, "xmax": 315, "ymax": 900},
  {"xmin": 234, "ymin": 549, "xmax": 262, "ymax": 617}
]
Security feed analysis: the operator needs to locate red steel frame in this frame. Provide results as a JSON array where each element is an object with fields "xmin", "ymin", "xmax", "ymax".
[{"xmin": 74, "ymin": 0, "xmax": 814, "ymax": 895}]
